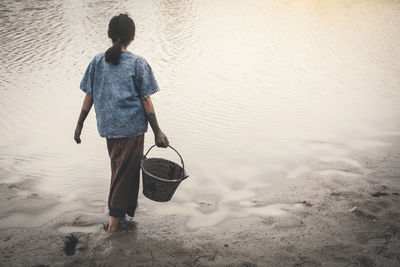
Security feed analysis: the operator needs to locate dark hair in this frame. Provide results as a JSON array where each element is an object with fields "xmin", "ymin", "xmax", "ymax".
[{"xmin": 105, "ymin": 14, "xmax": 135, "ymax": 65}]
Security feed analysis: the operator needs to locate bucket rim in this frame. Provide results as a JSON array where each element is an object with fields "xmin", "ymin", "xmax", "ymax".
[{"xmin": 141, "ymin": 157, "xmax": 188, "ymax": 183}]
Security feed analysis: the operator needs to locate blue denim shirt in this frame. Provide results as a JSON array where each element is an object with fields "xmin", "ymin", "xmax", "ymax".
[{"xmin": 80, "ymin": 51, "xmax": 160, "ymax": 138}]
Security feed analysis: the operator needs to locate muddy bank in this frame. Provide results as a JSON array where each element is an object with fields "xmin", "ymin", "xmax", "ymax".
[
  {"xmin": 0, "ymin": 143, "xmax": 399, "ymax": 266},
  {"xmin": 0, "ymin": 187, "xmax": 399, "ymax": 266}
]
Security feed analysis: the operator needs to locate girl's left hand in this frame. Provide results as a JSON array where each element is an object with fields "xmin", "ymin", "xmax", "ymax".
[{"xmin": 74, "ymin": 124, "xmax": 83, "ymax": 144}]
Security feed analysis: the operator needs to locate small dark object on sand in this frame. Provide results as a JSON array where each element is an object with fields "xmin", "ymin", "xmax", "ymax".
[
  {"xmin": 371, "ymin": 192, "xmax": 388, "ymax": 197},
  {"xmin": 393, "ymin": 192, "xmax": 399, "ymax": 196},
  {"xmin": 302, "ymin": 200, "xmax": 312, "ymax": 207},
  {"xmin": 63, "ymin": 234, "xmax": 78, "ymax": 256}
]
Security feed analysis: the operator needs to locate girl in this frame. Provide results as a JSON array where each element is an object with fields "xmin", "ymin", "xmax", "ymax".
[{"xmin": 74, "ymin": 14, "xmax": 169, "ymax": 232}]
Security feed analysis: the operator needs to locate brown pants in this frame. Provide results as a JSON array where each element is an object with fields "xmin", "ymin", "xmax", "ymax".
[{"xmin": 106, "ymin": 135, "xmax": 144, "ymax": 218}]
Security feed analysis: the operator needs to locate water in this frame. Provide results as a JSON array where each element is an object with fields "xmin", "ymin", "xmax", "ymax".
[{"xmin": 0, "ymin": 0, "xmax": 399, "ymax": 230}]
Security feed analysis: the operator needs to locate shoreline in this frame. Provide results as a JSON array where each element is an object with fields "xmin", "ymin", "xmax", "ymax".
[{"xmin": 0, "ymin": 142, "xmax": 399, "ymax": 266}]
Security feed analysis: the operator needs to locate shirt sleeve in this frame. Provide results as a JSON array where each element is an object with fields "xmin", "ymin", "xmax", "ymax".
[
  {"xmin": 79, "ymin": 57, "xmax": 96, "ymax": 97},
  {"xmin": 133, "ymin": 57, "xmax": 160, "ymax": 99}
]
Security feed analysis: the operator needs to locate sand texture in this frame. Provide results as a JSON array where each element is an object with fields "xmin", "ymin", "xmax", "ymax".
[{"xmin": 0, "ymin": 145, "xmax": 399, "ymax": 267}]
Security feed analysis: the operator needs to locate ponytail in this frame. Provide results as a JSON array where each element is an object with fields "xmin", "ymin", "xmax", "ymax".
[
  {"xmin": 105, "ymin": 14, "xmax": 135, "ymax": 66},
  {"xmin": 105, "ymin": 38, "xmax": 121, "ymax": 65}
]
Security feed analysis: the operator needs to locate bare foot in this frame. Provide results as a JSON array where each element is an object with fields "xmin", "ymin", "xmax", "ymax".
[{"xmin": 107, "ymin": 216, "xmax": 121, "ymax": 232}]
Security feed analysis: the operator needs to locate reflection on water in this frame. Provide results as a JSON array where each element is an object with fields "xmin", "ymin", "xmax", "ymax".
[{"xmin": 0, "ymin": 0, "xmax": 399, "ymax": 230}]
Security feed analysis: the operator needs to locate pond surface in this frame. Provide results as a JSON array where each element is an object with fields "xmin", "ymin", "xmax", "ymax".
[{"xmin": 0, "ymin": 0, "xmax": 399, "ymax": 229}]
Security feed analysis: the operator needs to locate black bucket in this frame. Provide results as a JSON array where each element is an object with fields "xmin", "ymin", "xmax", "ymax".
[{"xmin": 141, "ymin": 145, "xmax": 189, "ymax": 202}]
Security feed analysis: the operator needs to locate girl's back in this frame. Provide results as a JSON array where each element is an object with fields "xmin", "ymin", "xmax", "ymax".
[{"xmin": 80, "ymin": 51, "xmax": 160, "ymax": 138}]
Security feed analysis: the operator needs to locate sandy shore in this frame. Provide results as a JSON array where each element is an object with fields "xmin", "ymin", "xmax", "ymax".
[{"xmin": 0, "ymin": 142, "xmax": 399, "ymax": 267}]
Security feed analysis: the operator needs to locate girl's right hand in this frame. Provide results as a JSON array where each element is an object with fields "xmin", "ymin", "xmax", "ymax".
[{"xmin": 155, "ymin": 131, "xmax": 169, "ymax": 148}]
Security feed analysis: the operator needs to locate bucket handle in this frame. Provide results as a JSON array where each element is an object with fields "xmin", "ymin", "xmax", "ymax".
[{"xmin": 143, "ymin": 145, "xmax": 188, "ymax": 180}]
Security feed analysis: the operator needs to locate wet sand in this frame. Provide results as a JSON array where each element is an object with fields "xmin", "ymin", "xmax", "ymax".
[{"xmin": 0, "ymin": 141, "xmax": 399, "ymax": 266}]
